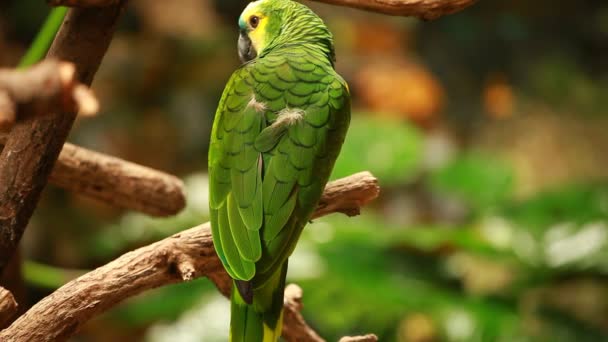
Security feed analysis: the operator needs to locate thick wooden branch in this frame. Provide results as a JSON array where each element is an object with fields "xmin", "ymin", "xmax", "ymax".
[
  {"xmin": 0, "ymin": 60, "xmax": 97, "ymax": 130},
  {"xmin": 310, "ymin": 0, "xmax": 476, "ymax": 19},
  {"xmin": 49, "ymin": 143, "xmax": 186, "ymax": 217},
  {"xmin": 49, "ymin": 0, "xmax": 476, "ymax": 19},
  {"xmin": 0, "ymin": 137, "xmax": 185, "ymax": 217},
  {"xmin": 0, "ymin": 287, "xmax": 17, "ymax": 329},
  {"xmin": 0, "ymin": 3, "xmax": 127, "ymax": 273},
  {"xmin": 0, "ymin": 172, "xmax": 379, "ymax": 341}
]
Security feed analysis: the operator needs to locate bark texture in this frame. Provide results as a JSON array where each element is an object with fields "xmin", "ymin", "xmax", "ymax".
[
  {"xmin": 0, "ymin": 60, "xmax": 97, "ymax": 130},
  {"xmin": 0, "ymin": 3, "xmax": 127, "ymax": 273}
]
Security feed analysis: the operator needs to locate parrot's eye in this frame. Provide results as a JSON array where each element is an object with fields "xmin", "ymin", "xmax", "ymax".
[{"xmin": 249, "ymin": 15, "xmax": 260, "ymax": 29}]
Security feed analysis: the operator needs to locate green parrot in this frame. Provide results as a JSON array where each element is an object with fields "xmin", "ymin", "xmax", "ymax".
[{"xmin": 208, "ymin": 0, "xmax": 350, "ymax": 340}]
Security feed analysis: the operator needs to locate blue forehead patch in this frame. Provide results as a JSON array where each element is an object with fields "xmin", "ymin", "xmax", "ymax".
[{"xmin": 238, "ymin": 16, "xmax": 247, "ymax": 30}]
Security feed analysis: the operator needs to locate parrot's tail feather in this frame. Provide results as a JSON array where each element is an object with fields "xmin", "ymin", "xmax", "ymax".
[{"xmin": 230, "ymin": 263, "xmax": 287, "ymax": 342}]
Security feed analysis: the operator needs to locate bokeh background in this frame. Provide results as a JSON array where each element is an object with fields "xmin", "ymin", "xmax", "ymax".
[{"xmin": 2, "ymin": 0, "xmax": 608, "ymax": 341}]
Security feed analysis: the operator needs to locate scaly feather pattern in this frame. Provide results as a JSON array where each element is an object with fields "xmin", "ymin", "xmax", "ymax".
[{"xmin": 208, "ymin": 0, "xmax": 350, "ymax": 340}]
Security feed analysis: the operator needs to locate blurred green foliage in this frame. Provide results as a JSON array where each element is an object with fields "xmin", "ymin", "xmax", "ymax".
[
  {"xmin": 331, "ymin": 115, "xmax": 423, "ymax": 186},
  {"xmin": 430, "ymin": 153, "xmax": 514, "ymax": 212}
]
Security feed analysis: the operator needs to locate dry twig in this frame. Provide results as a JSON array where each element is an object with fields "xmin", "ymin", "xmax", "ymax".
[
  {"xmin": 0, "ymin": 60, "xmax": 97, "ymax": 130},
  {"xmin": 0, "ymin": 172, "xmax": 379, "ymax": 341},
  {"xmin": 0, "ymin": 4, "xmax": 127, "ymax": 274}
]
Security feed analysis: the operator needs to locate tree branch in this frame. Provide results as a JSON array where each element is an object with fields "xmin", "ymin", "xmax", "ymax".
[
  {"xmin": 0, "ymin": 172, "xmax": 379, "ymax": 341},
  {"xmin": 0, "ymin": 250, "xmax": 25, "ymax": 326},
  {"xmin": 0, "ymin": 3, "xmax": 127, "ymax": 273},
  {"xmin": 49, "ymin": 0, "xmax": 476, "ymax": 19},
  {"xmin": 281, "ymin": 284, "xmax": 326, "ymax": 341},
  {"xmin": 0, "ymin": 136, "xmax": 186, "ymax": 217},
  {"xmin": 0, "ymin": 60, "xmax": 97, "ymax": 131},
  {"xmin": 50, "ymin": 143, "xmax": 186, "ymax": 217},
  {"xmin": 309, "ymin": 0, "xmax": 476, "ymax": 19},
  {"xmin": 0, "ymin": 60, "xmax": 185, "ymax": 216},
  {"xmin": 282, "ymin": 284, "xmax": 378, "ymax": 342},
  {"xmin": 0, "ymin": 287, "xmax": 17, "ymax": 329}
]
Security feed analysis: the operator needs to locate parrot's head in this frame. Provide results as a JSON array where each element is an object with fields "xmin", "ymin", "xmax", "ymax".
[{"xmin": 237, "ymin": 0, "xmax": 335, "ymax": 63}]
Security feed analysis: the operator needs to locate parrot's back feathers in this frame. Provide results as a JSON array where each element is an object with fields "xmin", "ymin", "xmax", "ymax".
[
  {"xmin": 209, "ymin": 49, "xmax": 350, "ymax": 284},
  {"xmin": 254, "ymin": 116, "xmax": 289, "ymax": 152},
  {"xmin": 209, "ymin": 1, "xmax": 351, "ymax": 340}
]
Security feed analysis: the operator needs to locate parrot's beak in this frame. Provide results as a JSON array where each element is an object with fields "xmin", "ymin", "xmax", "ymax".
[{"xmin": 238, "ymin": 31, "xmax": 257, "ymax": 63}]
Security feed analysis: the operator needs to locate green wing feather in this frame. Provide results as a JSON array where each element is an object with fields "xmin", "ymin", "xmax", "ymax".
[
  {"xmin": 209, "ymin": 47, "xmax": 350, "ymax": 284},
  {"xmin": 209, "ymin": 68, "xmax": 263, "ymax": 280}
]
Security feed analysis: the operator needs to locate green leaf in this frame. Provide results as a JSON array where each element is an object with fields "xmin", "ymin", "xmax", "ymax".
[{"xmin": 19, "ymin": 7, "xmax": 68, "ymax": 68}]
